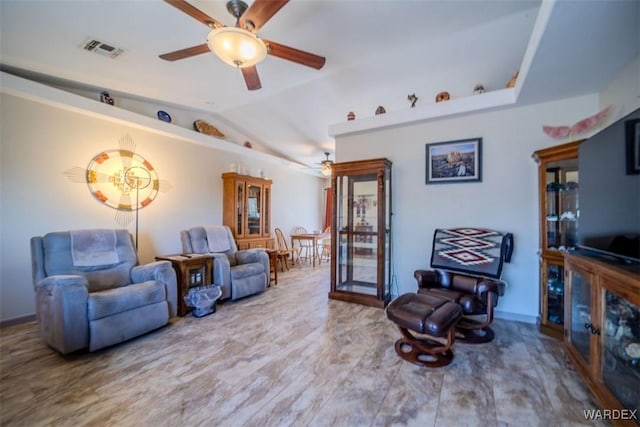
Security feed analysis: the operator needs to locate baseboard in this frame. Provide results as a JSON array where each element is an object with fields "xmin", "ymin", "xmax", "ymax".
[
  {"xmin": 0, "ymin": 314, "xmax": 36, "ymax": 328},
  {"xmin": 494, "ymin": 310, "xmax": 537, "ymax": 324}
]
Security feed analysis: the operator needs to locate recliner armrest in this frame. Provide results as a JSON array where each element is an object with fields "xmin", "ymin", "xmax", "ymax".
[
  {"xmin": 35, "ymin": 275, "xmax": 89, "ymax": 354},
  {"xmin": 478, "ymin": 278, "xmax": 506, "ymax": 299},
  {"xmin": 237, "ymin": 249, "xmax": 269, "ymax": 280},
  {"xmin": 236, "ymin": 249, "xmax": 265, "ymax": 265},
  {"xmin": 414, "ymin": 269, "xmax": 441, "ymax": 289},
  {"xmin": 211, "ymin": 253, "xmax": 231, "ymax": 289},
  {"xmin": 131, "ymin": 261, "xmax": 178, "ymax": 317}
]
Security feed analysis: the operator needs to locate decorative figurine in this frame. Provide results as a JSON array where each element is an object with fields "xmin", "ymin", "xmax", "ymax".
[
  {"xmin": 473, "ymin": 84, "xmax": 485, "ymax": 95},
  {"xmin": 347, "ymin": 111, "xmax": 356, "ymax": 121},
  {"xmin": 157, "ymin": 110, "xmax": 172, "ymax": 123},
  {"xmin": 407, "ymin": 93, "xmax": 418, "ymax": 108},
  {"xmin": 100, "ymin": 91, "xmax": 114, "ymax": 106},
  {"xmin": 506, "ymin": 71, "xmax": 519, "ymax": 88},
  {"xmin": 435, "ymin": 91, "xmax": 450, "ymax": 103},
  {"xmin": 375, "ymin": 106, "xmax": 386, "ymax": 115}
]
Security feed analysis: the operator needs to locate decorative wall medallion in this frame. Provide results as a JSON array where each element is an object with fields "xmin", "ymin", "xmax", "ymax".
[
  {"xmin": 64, "ymin": 134, "xmax": 170, "ymax": 226},
  {"xmin": 86, "ymin": 149, "xmax": 159, "ymax": 211}
]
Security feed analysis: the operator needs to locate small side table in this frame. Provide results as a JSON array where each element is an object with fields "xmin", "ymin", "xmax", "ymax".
[
  {"xmin": 155, "ymin": 254, "xmax": 213, "ymax": 316},
  {"xmin": 265, "ymin": 249, "xmax": 278, "ymax": 286}
]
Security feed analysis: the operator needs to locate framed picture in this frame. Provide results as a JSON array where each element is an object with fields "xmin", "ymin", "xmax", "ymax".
[
  {"xmin": 425, "ymin": 137, "xmax": 482, "ymax": 184},
  {"xmin": 625, "ymin": 118, "xmax": 640, "ymax": 175}
]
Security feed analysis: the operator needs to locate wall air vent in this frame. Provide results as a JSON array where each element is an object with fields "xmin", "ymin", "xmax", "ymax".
[{"xmin": 81, "ymin": 38, "xmax": 124, "ymax": 58}]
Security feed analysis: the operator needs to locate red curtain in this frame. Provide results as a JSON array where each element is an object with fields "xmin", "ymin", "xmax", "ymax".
[{"xmin": 324, "ymin": 187, "xmax": 332, "ymax": 231}]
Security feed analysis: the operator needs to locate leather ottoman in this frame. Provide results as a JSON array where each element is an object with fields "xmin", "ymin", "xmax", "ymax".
[{"xmin": 386, "ymin": 292, "xmax": 463, "ymax": 367}]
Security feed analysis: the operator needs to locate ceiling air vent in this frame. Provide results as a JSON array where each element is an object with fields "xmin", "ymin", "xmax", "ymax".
[{"xmin": 81, "ymin": 38, "xmax": 124, "ymax": 58}]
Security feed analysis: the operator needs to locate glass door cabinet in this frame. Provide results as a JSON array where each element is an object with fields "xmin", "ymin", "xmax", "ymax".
[
  {"xmin": 222, "ymin": 172, "xmax": 273, "ymax": 250},
  {"xmin": 565, "ymin": 252, "xmax": 640, "ymax": 425},
  {"xmin": 329, "ymin": 158, "xmax": 392, "ymax": 308},
  {"xmin": 533, "ymin": 140, "xmax": 582, "ymax": 339}
]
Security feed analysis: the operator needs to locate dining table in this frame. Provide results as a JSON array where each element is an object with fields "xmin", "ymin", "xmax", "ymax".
[{"xmin": 290, "ymin": 232, "xmax": 330, "ymax": 268}]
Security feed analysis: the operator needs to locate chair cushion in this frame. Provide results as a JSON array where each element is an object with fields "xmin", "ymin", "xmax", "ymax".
[
  {"xmin": 419, "ymin": 287, "xmax": 462, "ymax": 303},
  {"xmin": 418, "ymin": 288, "xmax": 486, "ymax": 315},
  {"xmin": 231, "ymin": 263, "xmax": 264, "ymax": 280},
  {"xmin": 88, "ymin": 281, "xmax": 167, "ymax": 321},
  {"xmin": 386, "ymin": 293, "xmax": 462, "ymax": 337}
]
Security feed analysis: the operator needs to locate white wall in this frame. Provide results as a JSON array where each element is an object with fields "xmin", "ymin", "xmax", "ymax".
[
  {"xmin": 335, "ymin": 94, "xmax": 601, "ymax": 322},
  {"xmin": 0, "ymin": 91, "xmax": 325, "ymax": 322},
  {"xmin": 599, "ymin": 58, "xmax": 640, "ymax": 116}
]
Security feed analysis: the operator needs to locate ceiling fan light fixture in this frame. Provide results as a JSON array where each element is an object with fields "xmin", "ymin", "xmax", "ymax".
[
  {"xmin": 207, "ymin": 27, "xmax": 267, "ymax": 68},
  {"xmin": 320, "ymin": 163, "xmax": 332, "ymax": 176},
  {"xmin": 320, "ymin": 152, "xmax": 333, "ymax": 176}
]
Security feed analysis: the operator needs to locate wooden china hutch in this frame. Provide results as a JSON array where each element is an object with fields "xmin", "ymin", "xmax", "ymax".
[
  {"xmin": 533, "ymin": 140, "xmax": 583, "ymax": 339},
  {"xmin": 222, "ymin": 172, "xmax": 274, "ymax": 250}
]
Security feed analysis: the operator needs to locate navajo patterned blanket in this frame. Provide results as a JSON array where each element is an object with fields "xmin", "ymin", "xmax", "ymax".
[{"xmin": 430, "ymin": 228, "xmax": 514, "ymax": 279}]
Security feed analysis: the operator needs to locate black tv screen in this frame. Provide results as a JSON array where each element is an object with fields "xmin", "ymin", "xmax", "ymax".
[{"xmin": 577, "ymin": 107, "xmax": 640, "ymax": 263}]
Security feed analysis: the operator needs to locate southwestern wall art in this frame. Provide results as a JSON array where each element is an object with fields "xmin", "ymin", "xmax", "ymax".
[{"xmin": 64, "ymin": 134, "xmax": 171, "ymax": 226}]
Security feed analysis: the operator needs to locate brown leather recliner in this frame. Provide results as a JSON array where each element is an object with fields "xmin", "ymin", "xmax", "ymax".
[
  {"xmin": 414, "ymin": 227, "xmax": 513, "ymax": 343},
  {"xmin": 414, "ymin": 269, "xmax": 506, "ymax": 343}
]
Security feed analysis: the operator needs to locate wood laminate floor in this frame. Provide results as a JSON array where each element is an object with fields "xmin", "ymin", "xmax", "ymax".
[{"xmin": 1, "ymin": 262, "xmax": 608, "ymax": 426}]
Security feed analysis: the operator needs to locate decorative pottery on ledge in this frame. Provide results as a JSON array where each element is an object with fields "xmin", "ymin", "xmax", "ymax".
[{"xmin": 435, "ymin": 91, "xmax": 450, "ymax": 103}]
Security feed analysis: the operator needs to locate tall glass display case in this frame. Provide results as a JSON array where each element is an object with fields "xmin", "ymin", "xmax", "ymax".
[
  {"xmin": 329, "ymin": 158, "xmax": 392, "ymax": 308},
  {"xmin": 533, "ymin": 140, "xmax": 582, "ymax": 339}
]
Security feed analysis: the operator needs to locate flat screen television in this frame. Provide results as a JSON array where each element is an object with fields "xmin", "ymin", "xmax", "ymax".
[{"xmin": 577, "ymin": 107, "xmax": 640, "ymax": 264}]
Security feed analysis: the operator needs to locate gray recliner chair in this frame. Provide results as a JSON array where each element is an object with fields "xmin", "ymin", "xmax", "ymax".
[
  {"xmin": 30, "ymin": 229, "xmax": 178, "ymax": 354},
  {"xmin": 180, "ymin": 226, "xmax": 268, "ymax": 301}
]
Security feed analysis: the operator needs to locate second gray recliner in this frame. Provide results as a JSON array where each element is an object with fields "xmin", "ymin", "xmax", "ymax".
[{"xmin": 180, "ymin": 225, "xmax": 268, "ymax": 301}]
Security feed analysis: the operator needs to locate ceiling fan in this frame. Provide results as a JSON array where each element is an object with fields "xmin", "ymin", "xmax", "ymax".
[
  {"xmin": 159, "ymin": 0, "xmax": 326, "ymax": 91},
  {"xmin": 318, "ymin": 152, "xmax": 333, "ymax": 176}
]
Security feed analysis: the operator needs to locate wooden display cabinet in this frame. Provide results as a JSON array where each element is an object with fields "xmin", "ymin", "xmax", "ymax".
[
  {"xmin": 329, "ymin": 158, "xmax": 392, "ymax": 308},
  {"xmin": 564, "ymin": 252, "xmax": 640, "ymax": 426},
  {"xmin": 533, "ymin": 140, "xmax": 583, "ymax": 339},
  {"xmin": 154, "ymin": 254, "xmax": 213, "ymax": 317},
  {"xmin": 222, "ymin": 172, "xmax": 274, "ymax": 250}
]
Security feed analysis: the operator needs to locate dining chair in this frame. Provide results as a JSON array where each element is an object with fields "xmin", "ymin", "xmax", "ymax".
[
  {"xmin": 318, "ymin": 226, "xmax": 331, "ymax": 263},
  {"xmin": 292, "ymin": 226, "xmax": 313, "ymax": 264},
  {"xmin": 275, "ymin": 228, "xmax": 297, "ymax": 271}
]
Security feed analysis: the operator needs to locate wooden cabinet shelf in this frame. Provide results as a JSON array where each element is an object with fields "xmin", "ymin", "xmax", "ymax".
[
  {"xmin": 222, "ymin": 173, "xmax": 274, "ymax": 250},
  {"xmin": 533, "ymin": 140, "xmax": 583, "ymax": 339}
]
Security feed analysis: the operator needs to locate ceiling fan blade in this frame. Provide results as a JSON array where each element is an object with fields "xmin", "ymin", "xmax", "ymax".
[
  {"xmin": 240, "ymin": 0, "xmax": 289, "ymax": 32},
  {"xmin": 159, "ymin": 43, "xmax": 210, "ymax": 61},
  {"xmin": 164, "ymin": 0, "xmax": 223, "ymax": 28},
  {"xmin": 242, "ymin": 66, "xmax": 262, "ymax": 91},
  {"xmin": 264, "ymin": 40, "xmax": 325, "ymax": 70}
]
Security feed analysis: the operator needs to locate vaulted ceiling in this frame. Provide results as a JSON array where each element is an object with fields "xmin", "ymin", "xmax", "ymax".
[{"xmin": 1, "ymin": 0, "xmax": 638, "ymax": 169}]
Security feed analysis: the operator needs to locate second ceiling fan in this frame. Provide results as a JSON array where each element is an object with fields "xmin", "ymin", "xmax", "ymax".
[{"xmin": 159, "ymin": 0, "xmax": 326, "ymax": 90}]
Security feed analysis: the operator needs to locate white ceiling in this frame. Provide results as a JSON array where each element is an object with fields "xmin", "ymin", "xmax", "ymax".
[{"xmin": 1, "ymin": 0, "xmax": 638, "ymax": 169}]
